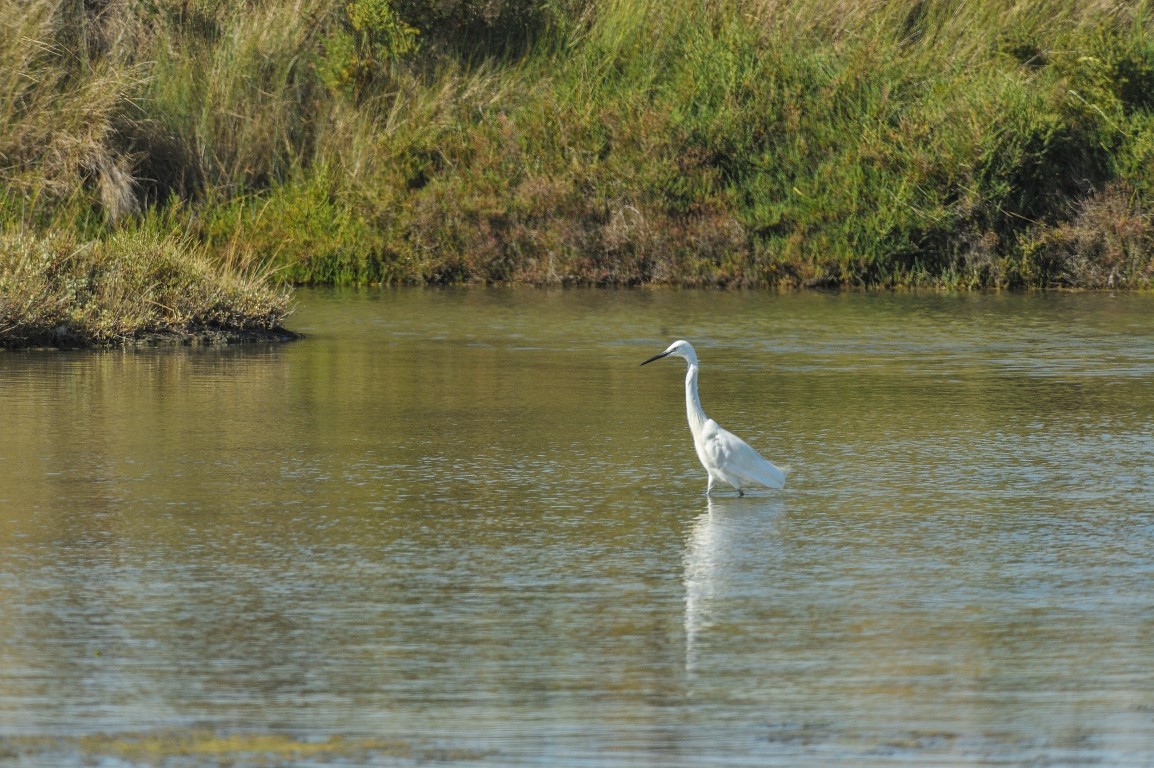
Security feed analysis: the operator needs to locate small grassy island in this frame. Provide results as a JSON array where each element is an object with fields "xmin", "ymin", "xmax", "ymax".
[
  {"xmin": 0, "ymin": 230, "xmax": 294, "ymax": 349},
  {"xmin": 3, "ymin": 0, "xmax": 1154, "ymax": 346}
]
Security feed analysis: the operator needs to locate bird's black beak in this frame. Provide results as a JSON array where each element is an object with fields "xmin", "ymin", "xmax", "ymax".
[{"xmin": 640, "ymin": 350, "xmax": 672, "ymax": 366}]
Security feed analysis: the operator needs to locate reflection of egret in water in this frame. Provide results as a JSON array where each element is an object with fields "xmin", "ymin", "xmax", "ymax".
[{"xmin": 683, "ymin": 495, "xmax": 787, "ymax": 680}]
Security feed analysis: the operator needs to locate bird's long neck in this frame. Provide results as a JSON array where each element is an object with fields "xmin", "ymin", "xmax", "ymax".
[{"xmin": 685, "ymin": 363, "xmax": 708, "ymax": 440}]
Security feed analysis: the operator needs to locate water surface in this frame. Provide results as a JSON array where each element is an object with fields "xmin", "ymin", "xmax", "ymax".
[{"xmin": 1, "ymin": 288, "xmax": 1153, "ymax": 766}]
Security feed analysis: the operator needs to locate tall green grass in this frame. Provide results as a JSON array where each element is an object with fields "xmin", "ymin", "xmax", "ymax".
[{"xmin": 3, "ymin": 0, "xmax": 1154, "ymax": 290}]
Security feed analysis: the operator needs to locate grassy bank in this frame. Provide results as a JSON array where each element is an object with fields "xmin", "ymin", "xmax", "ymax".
[{"xmin": 3, "ymin": 0, "xmax": 1154, "ymax": 294}]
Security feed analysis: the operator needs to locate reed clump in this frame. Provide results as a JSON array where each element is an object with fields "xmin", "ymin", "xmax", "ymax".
[
  {"xmin": 2, "ymin": 0, "xmax": 1154, "ymax": 296},
  {"xmin": 0, "ymin": 228, "xmax": 293, "ymax": 348}
]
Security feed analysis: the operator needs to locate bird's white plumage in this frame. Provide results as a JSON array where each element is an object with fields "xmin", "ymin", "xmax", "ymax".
[{"xmin": 642, "ymin": 339, "xmax": 788, "ymax": 495}]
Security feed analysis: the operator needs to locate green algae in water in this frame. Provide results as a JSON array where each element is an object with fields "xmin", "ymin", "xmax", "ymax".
[{"xmin": 2, "ymin": 730, "xmax": 495, "ymax": 766}]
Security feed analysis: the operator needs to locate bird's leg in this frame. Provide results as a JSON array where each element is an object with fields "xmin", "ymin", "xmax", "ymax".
[
  {"xmin": 705, "ymin": 476, "xmax": 714, "ymax": 496},
  {"xmin": 738, "ymin": 488, "xmax": 744, "ymax": 497}
]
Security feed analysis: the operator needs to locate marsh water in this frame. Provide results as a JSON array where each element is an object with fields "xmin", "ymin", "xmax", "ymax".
[{"xmin": 2, "ymin": 288, "xmax": 1154, "ymax": 766}]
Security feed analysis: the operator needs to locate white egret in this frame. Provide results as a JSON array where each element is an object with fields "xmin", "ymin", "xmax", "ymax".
[{"xmin": 641, "ymin": 340, "xmax": 788, "ymax": 495}]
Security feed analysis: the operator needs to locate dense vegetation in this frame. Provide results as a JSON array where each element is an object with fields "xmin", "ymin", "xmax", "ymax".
[
  {"xmin": 0, "ymin": 229, "xmax": 292, "ymax": 347},
  {"xmin": 3, "ymin": 0, "xmax": 1154, "ymax": 308}
]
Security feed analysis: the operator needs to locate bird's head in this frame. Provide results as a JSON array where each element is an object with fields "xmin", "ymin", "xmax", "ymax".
[{"xmin": 641, "ymin": 339, "xmax": 698, "ymax": 367}]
